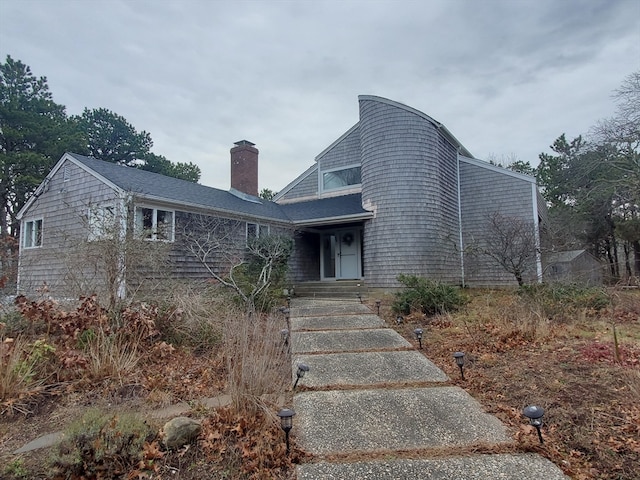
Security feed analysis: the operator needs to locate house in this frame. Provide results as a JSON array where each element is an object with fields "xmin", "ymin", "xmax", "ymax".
[
  {"xmin": 17, "ymin": 95, "xmax": 545, "ymax": 301},
  {"xmin": 544, "ymin": 250, "xmax": 603, "ymax": 286}
]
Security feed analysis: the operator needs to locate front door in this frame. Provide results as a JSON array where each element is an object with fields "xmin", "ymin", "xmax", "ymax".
[
  {"xmin": 337, "ymin": 229, "xmax": 360, "ymax": 279},
  {"xmin": 321, "ymin": 228, "xmax": 361, "ymax": 280}
]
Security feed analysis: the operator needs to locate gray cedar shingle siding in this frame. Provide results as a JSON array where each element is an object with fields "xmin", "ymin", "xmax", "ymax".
[
  {"xmin": 359, "ymin": 96, "xmax": 462, "ymax": 287},
  {"xmin": 18, "ymin": 158, "xmax": 121, "ymax": 296},
  {"xmin": 458, "ymin": 158, "xmax": 538, "ymax": 286}
]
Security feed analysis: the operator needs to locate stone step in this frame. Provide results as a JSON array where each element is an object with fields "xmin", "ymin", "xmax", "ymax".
[
  {"xmin": 293, "ymin": 386, "xmax": 510, "ymax": 455},
  {"xmin": 297, "ymin": 454, "xmax": 569, "ymax": 479},
  {"xmin": 291, "ymin": 328, "xmax": 411, "ymax": 354},
  {"xmin": 292, "ymin": 350, "xmax": 448, "ymax": 388},
  {"xmin": 291, "ymin": 301, "xmax": 372, "ymax": 318},
  {"xmin": 291, "ymin": 314, "xmax": 384, "ymax": 331}
]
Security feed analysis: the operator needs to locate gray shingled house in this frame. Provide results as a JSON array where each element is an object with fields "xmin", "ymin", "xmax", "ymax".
[{"xmin": 17, "ymin": 95, "xmax": 545, "ymax": 300}]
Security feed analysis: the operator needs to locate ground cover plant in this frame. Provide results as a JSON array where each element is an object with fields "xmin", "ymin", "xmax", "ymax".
[{"xmin": 384, "ymin": 285, "xmax": 640, "ymax": 480}]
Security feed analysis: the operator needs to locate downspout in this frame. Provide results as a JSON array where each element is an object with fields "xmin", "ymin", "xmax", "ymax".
[
  {"xmin": 456, "ymin": 152, "xmax": 465, "ymax": 287},
  {"xmin": 531, "ymin": 184, "xmax": 543, "ymax": 283}
]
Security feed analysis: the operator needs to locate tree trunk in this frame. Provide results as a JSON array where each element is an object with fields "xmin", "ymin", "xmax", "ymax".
[{"xmin": 633, "ymin": 240, "xmax": 640, "ymax": 277}]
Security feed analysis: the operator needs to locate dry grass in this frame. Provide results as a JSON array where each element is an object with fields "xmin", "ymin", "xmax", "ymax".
[
  {"xmin": 223, "ymin": 308, "xmax": 290, "ymax": 414},
  {"xmin": 0, "ymin": 335, "xmax": 54, "ymax": 415},
  {"xmin": 85, "ymin": 329, "xmax": 142, "ymax": 384}
]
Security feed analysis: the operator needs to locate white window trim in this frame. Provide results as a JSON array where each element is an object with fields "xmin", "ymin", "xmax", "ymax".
[
  {"xmin": 134, "ymin": 205, "xmax": 175, "ymax": 242},
  {"xmin": 22, "ymin": 218, "xmax": 43, "ymax": 249},
  {"xmin": 319, "ymin": 163, "xmax": 362, "ymax": 193}
]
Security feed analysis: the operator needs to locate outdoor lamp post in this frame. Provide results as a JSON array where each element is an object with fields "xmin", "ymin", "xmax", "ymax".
[
  {"xmin": 283, "ymin": 307, "xmax": 290, "ymax": 331},
  {"xmin": 293, "ymin": 363, "xmax": 310, "ymax": 389},
  {"xmin": 280, "ymin": 328, "xmax": 289, "ymax": 344},
  {"xmin": 414, "ymin": 328, "xmax": 424, "ymax": 349},
  {"xmin": 277, "ymin": 408, "xmax": 295, "ymax": 454},
  {"xmin": 453, "ymin": 352, "xmax": 465, "ymax": 380},
  {"xmin": 523, "ymin": 405, "xmax": 545, "ymax": 444},
  {"xmin": 375, "ymin": 300, "xmax": 381, "ymax": 315}
]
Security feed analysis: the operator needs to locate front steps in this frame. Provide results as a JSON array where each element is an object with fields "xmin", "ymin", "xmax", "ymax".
[{"xmin": 292, "ymin": 280, "xmax": 367, "ymax": 300}]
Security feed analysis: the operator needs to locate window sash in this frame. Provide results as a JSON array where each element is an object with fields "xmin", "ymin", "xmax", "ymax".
[
  {"xmin": 23, "ymin": 219, "xmax": 43, "ymax": 248},
  {"xmin": 135, "ymin": 207, "xmax": 174, "ymax": 241},
  {"xmin": 321, "ymin": 165, "xmax": 361, "ymax": 191}
]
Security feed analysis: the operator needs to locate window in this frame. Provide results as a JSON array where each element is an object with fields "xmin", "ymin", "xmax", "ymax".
[
  {"xmin": 321, "ymin": 165, "xmax": 361, "ymax": 191},
  {"xmin": 88, "ymin": 204, "xmax": 117, "ymax": 241},
  {"xmin": 63, "ymin": 164, "xmax": 70, "ymax": 182},
  {"xmin": 135, "ymin": 207, "xmax": 174, "ymax": 241},
  {"xmin": 246, "ymin": 223, "xmax": 269, "ymax": 241},
  {"xmin": 23, "ymin": 219, "xmax": 43, "ymax": 248}
]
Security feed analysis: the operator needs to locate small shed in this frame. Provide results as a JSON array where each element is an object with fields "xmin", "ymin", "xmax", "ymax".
[{"xmin": 544, "ymin": 250, "xmax": 603, "ymax": 286}]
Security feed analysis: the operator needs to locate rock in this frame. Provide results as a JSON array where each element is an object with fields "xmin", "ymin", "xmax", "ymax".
[{"xmin": 161, "ymin": 416, "xmax": 201, "ymax": 449}]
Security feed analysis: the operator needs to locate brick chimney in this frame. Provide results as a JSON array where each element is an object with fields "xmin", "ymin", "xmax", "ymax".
[{"xmin": 230, "ymin": 140, "xmax": 258, "ymax": 196}]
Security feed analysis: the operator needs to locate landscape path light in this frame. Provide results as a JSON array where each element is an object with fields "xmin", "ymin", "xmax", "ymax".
[
  {"xmin": 280, "ymin": 329, "xmax": 289, "ymax": 352},
  {"xmin": 277, "ymin": 408, "xmax": 295, "ymax": 454},
  {"xmin": 375, "ymin": 300, "xmax": 381, "ymax": 315},
  {"xmin": 453, "ymin": 352, "xmax": 465, "ymax": 380},
  {"xmin": 293, "ymin": 363, "xmax": 310, "ymax": 389},
  {"xmin": 523, "ymin": 405, "xmax": 545, "ymax": 444},
  {"xmin": 396, "ymin": 315, "xmax": 403, "ymax": 325},
  {"xmin": 414, "ymin": 328, "xmax": 424, "ymax": 349}
]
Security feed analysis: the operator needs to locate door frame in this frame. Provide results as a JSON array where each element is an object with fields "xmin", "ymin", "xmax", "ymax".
[{"xmin": 320, "ymin": 227, "xmax": 362, "ymax": 280}]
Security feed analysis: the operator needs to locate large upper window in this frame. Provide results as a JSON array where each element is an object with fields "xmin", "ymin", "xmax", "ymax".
[
  {"xmin": 23, "ymin": 219, "xmax": 43, "ymax": 248},
  {"xmin": 246, "ymin": 222, "xmax": 269, "ymax": 241},
  {"xmin": 321, "ymin": 166, "xmax": 361, "ymax": 191},
  {"xmin": 135, "ymin": 206, "xmax": 174, "ymax": 241}
]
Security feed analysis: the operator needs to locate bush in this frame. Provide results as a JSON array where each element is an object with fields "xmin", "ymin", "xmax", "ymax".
[
  {"xmin": 391, "ymin": 274, "xmax": 467, "ymax": 316},
  {"xmin": 50, "ymin": 408, "xmax": 154, "ymax": 478},
  {"xmin": 518, "ymin": 283, "xmax": 611, "ymax": 320}
]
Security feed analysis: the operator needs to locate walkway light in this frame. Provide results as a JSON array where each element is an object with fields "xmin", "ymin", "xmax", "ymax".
[
  {"xmin": 396, "ymin": 315, "xmax": 403, "ymax": 325},
  {"xmin": 414, "ymin": 328, "xmax": 423, "ymax": 349},
  {"xmin": 375, "ymin": 300, "xmax": 381, "ymax": 315},
  {"xmin": 277, "ymin": 408, "xmax": 295, "ymax": 454},
  {"xmin": 293, "ymin": 363, "xmax": 309, "ymax": 389},
  {"xmin": 280, "ymin": 328, "xmax": 289, "ymax": 344},
  {"xmin": 453, "ymin": 352, "xmax": 465, "ymax": 380},
  {"xmin": 523, "ymin": 405, "xmax": 545, "ymax": 444}
]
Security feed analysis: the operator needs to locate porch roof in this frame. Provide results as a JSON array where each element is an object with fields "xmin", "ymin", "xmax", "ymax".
[{"xmin": 280, "ymin": 193, "xmax": 373, "ymax": 226}]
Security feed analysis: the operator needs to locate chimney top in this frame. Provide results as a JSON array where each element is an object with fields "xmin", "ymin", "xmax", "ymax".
[{"xmin": 234, "ymin": 140, "xmax": 255, "ymax": 147}]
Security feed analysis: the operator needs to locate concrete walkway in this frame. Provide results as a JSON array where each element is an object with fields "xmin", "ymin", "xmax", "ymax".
[{"xmin": 290, "ymin": 298, "xmax": 568, "ymax": 479}]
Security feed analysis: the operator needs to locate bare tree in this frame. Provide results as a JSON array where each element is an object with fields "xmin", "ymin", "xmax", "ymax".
[
  {"xmin": 180, "ymin": 214, "xmax": 292, "ymax": 314},
  {"xmin": 483, "ymin": 212, "xmax": 539, "ymax": 286}
]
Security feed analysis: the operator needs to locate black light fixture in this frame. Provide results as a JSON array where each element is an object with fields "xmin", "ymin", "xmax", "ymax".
[
  {"xmin": 375, "ymin": 300, "xmax": 381, "ymax": 315},
  {"xmin": 414, "ymin": 328, "xmax": 423, "ymax": 349},
  {"xmin": 453, "ymin": 352, "xmax": 465, "ymax": 380},
  {"xmin": 277, "ymin": 408, "xmax": 296, "ymax": 454},
  {"xmin": 293, "ymin": 363, "xmax": 310, "ymax": 389},
  {"xmin": 283, "ymin": 307, "xmax": 290, "ymax": 331},
  {"xmin": 396, "ymin": 315, "xmax": 403, "ymax": 325},
  {"xmin": 286, "ymin": 294, "xmax": 291, "ymax": 308},
  {"xmin": 280, "ymin": 328, "xmax": 289, "ymax": 344},
  {"xmin": 523, "ymin": 405, "xmax": 545, "ymax": 444}
]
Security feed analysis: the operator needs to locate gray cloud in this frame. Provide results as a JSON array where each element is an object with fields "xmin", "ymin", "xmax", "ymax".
[{"xmin": 1, "ymin": 0, "xmax": 638, "ymax": 191}]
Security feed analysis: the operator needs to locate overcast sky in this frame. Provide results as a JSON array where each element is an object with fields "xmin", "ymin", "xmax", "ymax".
[{"xmin": 1, "ymin": 0, "xmax": 639, "ymax": 192}]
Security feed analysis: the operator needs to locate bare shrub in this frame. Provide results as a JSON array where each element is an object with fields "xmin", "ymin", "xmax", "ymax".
[
  {"xmin": 155, "ymin": 283, "xmax": 225, "ymax": 352},
  {"xmin": 223, "ymin": 309, "xmax": 289, "ymax": 414}
]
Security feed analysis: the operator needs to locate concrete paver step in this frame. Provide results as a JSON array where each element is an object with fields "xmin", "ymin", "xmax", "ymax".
[
  {"xmin": 291, "ymin": 328, "xmax": 412, "ymax": 354},
  {"xmin": 294, "ymin": 386, "xmax": 509, "ymax": 455},
  {"xmin": 291, "ymin": 314, "xmax": 384, "ymax": 331},
  {"xmin": 297, "ymin": 453, "xmax": 569, "ymax": 479},
  {"xmin": 292, "ymin": 350, "xmax": 448, "ymax": 388},
  {"xmin": 291, "ymin": 301, "xmax": 372, "ymax": 317}
]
